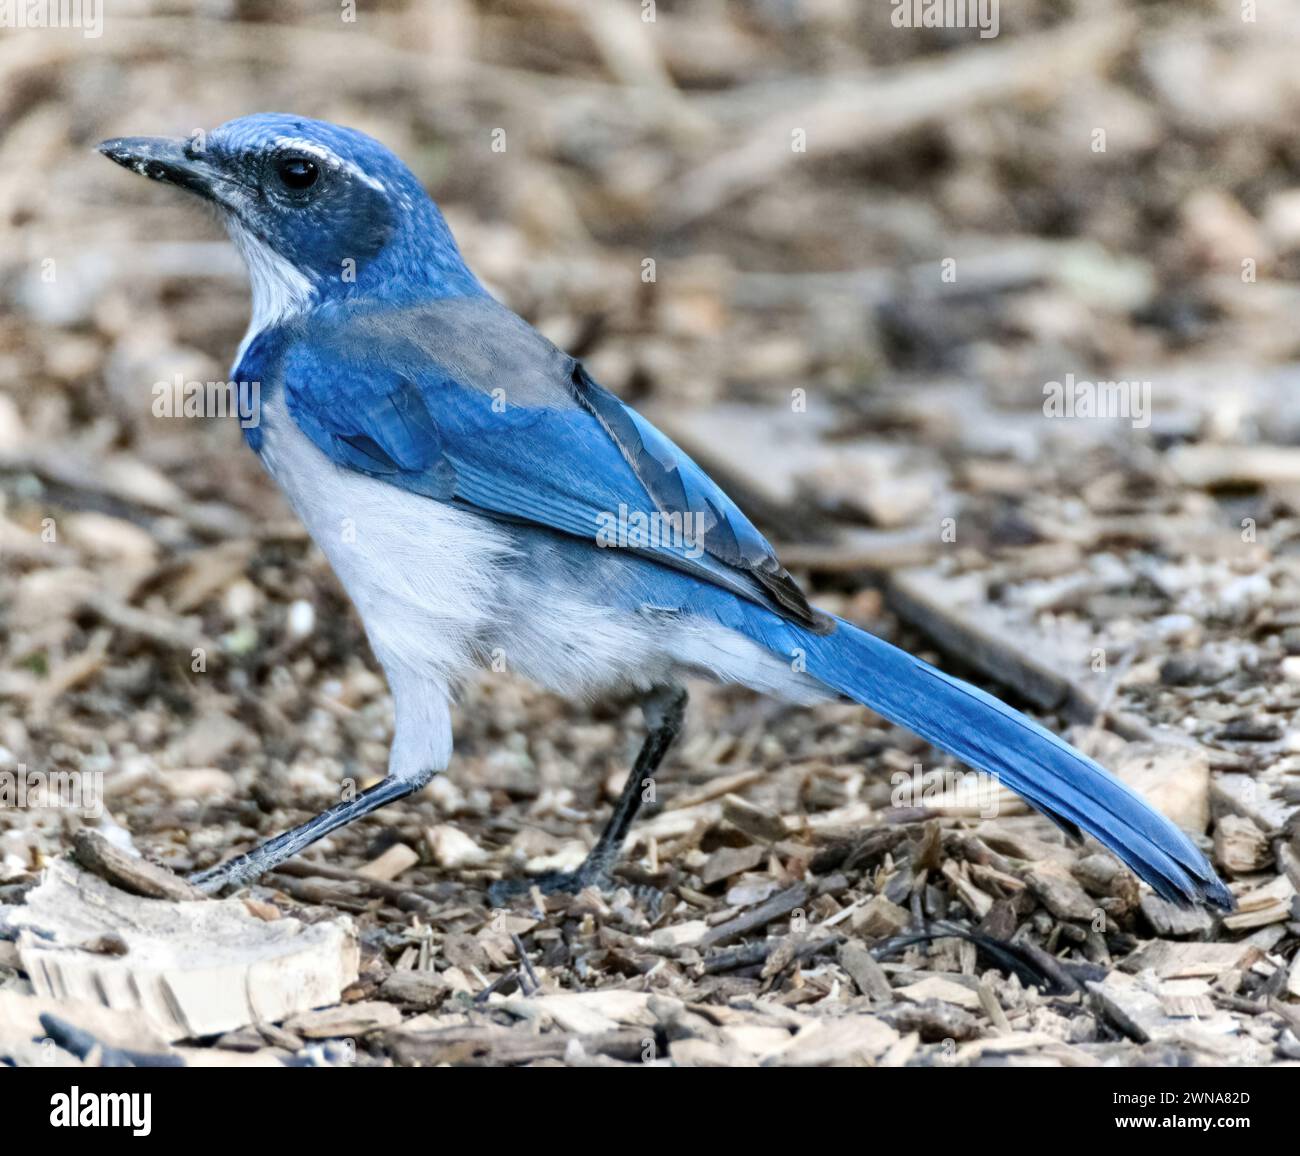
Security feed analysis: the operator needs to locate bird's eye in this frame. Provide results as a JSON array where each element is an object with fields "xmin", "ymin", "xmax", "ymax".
[{"xmin": 275, "ymin": 155, "xmax": 320, "ymax": 192}]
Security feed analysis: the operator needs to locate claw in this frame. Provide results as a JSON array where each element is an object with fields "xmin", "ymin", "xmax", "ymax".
[
  {"xmin": 487, "ymin": 868, "xmax": 665, "ymax": 919},
  {"xmin": 487, "ymin": 866, "xmax": 613, "ymax": 908}
]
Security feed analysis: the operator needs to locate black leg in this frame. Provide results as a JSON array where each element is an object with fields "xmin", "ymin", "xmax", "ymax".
[
  {"xmin": 189, "ymin": 770, "xmax": 433, "ymax": 894},
  {"xmin": 489, "ymin": 685, "xmax": 687, "ymax": 905}
]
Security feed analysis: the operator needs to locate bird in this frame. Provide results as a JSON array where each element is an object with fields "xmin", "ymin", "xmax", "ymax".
[{"xmin": 98, "ymin": 114, "xmax": 1232, "ymax": 910}]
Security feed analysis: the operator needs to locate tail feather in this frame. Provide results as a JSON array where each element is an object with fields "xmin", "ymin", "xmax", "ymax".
[{"xmin": 795, "ymin": 617, "xmax": 1233, "ymax": 910}]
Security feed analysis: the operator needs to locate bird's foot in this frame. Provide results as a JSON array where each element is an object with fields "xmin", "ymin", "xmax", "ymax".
[
  {"xmin": 188, "ymin": 859, "xmax": 253, "ymax": 896},
  {"xmin": 488, "ymin": 863, "xmax": 663, "ymax": 916},
  {"xmin": 487, "ymin": 865, "xmax": 612, "ymax": 908}
]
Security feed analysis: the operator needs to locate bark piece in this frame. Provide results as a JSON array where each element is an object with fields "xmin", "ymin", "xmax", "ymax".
[
  {"xmin": 5, "ymin": 859, "xmax": 357, "ymax": 1042},
  {"xmin": 72, "ymin": 829, "xmax": 206, "ymax": 902}
]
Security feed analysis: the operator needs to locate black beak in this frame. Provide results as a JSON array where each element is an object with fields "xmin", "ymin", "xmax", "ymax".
[{"xmin": 97, "ymin": 136, "xmax": 232, "ymax": 204}]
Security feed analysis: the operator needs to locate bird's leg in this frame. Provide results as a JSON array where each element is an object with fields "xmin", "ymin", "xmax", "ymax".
[
  {"xmin": 489, "ymin": 685, "xmax": 687, "ymax": 905},
  {"xmin": 189, "ymin": 770, "xmax": 433, "ymax": 894}
]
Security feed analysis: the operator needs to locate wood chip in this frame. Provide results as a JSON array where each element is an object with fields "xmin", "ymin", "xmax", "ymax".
[
  {"xmin": 1221, "ymin": 874, "xmax": 1295, "ymax": 931},
  {"xmin": 380, "ymin": 970, "xmax": 450, "ymax": 1010},
  {"xmin": 1139, "ymin": 894, "xmax": 1215, "ymax": 940},
  {"xmin": 1212, "ymin": 773, "xmax": 1293, "ymax": 832},
  {"xmin": 1121, "ymin": 940, "xmax": 1262, "ymax": 979},
  {"xmin": 699, "ymin": 844, "xmax": 767, "ymax": 886},
  {"xmin": 1214, "ymin": 814, "xmax": 1273, "ymax": 874},
  {"xmin": 1088, "ymin": 973, "xmax": 1239, "ymax": 1049},
  {"xmin": 357, "ymin": 842, "xmax": 420, "ymax": 882},
  {"xmin": 838, "ymin": 940, "xmax": 894, "ymax": 1002},
  {"xmin": 769, "ymin": 1015, "xmax": 900, "ymax": 1066},
  {"xmin": 1022, "ymin": 861, "xmax": 1100, "ymax": 922},
  {"xmin": 720, "ymin": 794, "xmax": 788, "ymax": 843},
  {"xmin": 696, "ymin": 883, "xmax": 809, "ymax": 950},
  {"xmin": 1112, "ymin": 744, "xmax": 1210, "ymax": 835},
  {"xmin": 501, "ymin": 991, "xmax": 655, "ymax": 1035},
  {"xmin": 425, "ymin": 825, "xmax": 489, "ymax": 869},
  {"xmin": 896, "ymin": 976, "xmax": 982, "ymax": 1011},
  {"xmin": 282, "ymin": 1001, "xmax": 401, "ymax": 1039},
  {"xmin": 849, "ymin": 895, "xmax": 912, "ymax": 939}
]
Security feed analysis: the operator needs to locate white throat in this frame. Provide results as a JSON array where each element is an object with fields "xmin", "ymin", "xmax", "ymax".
[{"xmin": 227, "ymin": 220, "xmax": 317, "ymax": 369}]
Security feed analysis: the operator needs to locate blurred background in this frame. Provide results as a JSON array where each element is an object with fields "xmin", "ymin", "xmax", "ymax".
[{"xmin": 2, "ymin": 0, "xmax": 1299, "ymax": 994}]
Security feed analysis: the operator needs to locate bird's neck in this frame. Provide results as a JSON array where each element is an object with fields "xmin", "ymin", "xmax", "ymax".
[
  {"xmin": 353, "ymin": 198, "xmax": 485, "ymax": 302},
  {"xmin": 229, "ymin": 204, "xmax": 484, "ymax": 368}
]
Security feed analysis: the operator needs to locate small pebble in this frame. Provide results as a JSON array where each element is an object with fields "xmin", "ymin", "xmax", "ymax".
[
  {"xmin": 287, "ymin": 599, "xmax": 316, "ymax": 639},
  {"xmin": 1159, "ymin": 653, "xmax": 1230, "ymax": 686}
]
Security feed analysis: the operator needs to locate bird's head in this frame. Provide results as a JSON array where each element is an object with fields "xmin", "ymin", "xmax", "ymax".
[{"xmin": 98, "ymin": 113, "xmax": 481, "ymax": 324}]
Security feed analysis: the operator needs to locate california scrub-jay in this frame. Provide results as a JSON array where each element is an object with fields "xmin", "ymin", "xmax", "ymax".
[{"xmin": 98, "ymin": 115, "xmax": 1231, "ymax": 909}]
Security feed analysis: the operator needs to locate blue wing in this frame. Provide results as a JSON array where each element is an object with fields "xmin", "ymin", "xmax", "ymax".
[{"xmin": 244, "ymin": 297, "xmax": 823, "ymax": 627}]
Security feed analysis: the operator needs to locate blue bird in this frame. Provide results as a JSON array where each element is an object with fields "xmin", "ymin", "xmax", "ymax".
[{"xmin": 99, "ymin": 114, "xmax": 1232, "ymax": 909}]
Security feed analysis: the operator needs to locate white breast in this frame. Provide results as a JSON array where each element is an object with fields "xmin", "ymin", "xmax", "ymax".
[{"xmin": 257, "ymin": 394, "xmax": 511, "ymax": 778}]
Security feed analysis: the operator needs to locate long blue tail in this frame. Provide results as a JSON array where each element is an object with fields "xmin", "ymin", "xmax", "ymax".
[{"xmin": 790, "ymin": 616, "xmax": 1232, "ymax": 909}]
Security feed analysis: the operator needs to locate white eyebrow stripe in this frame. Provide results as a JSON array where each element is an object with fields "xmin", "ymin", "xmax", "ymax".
[{"xmin": 270, "ymin": 136, "xmax": 386, "ymax": 192}]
